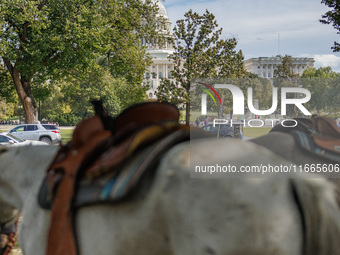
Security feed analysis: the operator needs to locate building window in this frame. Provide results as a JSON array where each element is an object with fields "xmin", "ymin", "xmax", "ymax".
[
  {"xmin": 159, "ymin": 72, "xmax": 162, "ymax": 78},
  {"xmin": 149, "ymin": 93, "xmax": 153, "ymax": 98},
  {"xmin": 152, "ymin": 72, "xmax": 156, "ymax": 79},
  {"xmin": 146, "ymin": 72, "xmax": 149, "ymax": 79}
]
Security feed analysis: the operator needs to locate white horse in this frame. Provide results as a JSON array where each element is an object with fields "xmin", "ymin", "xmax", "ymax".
[{"xmin": 1, "ymin": 138, "xmax": 340, "ymax": 255}]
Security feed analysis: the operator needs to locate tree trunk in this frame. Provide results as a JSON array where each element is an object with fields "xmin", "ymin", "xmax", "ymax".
[
  {"xmin": 186, "ymin": 100, "xmax": 190, "ymax": 125},
  {"xmin": 3, "ymin": 58, "xmax": 38, "ymax": 124}
]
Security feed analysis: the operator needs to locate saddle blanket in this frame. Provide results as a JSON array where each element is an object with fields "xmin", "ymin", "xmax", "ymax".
[
  {"xmin": 75, "ymin": 141, "xmax": 159, "ymax": 207},
  {"xmin": 38, "ymin": 128, "xmax": 191, "ymax": 209},
  {"xmin": 292, "ymin": 130, "xmax": 340, "ymax": 163}
]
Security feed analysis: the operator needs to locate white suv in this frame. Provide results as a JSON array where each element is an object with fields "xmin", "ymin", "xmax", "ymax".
[{"xmin": 5, "ymin": 124, "xmax": 61, "ymax": 144}]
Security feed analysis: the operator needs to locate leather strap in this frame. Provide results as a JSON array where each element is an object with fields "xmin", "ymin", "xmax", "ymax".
[
  {"xmin": 45, "ymin": 102, "xmax": 181, "ymax": 255},
  {"xmin": 46, "ymin": 116, "xmax": 111, "ymax": 255},
  {"xmin": 313, "ymin": 117, "xmax": 340, "ymax": 154}
]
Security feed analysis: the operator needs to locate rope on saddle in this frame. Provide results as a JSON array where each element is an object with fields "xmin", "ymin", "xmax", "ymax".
[{"xmin": 0, "ymin": 213, "xmax": 20, "ymax": 255}]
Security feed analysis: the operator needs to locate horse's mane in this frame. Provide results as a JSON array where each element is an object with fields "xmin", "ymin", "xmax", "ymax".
[{"xmin": 292, "ymin": 178, "xmax": 340, "ymax": 255}]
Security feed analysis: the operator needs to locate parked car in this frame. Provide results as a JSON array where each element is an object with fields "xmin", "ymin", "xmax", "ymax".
[
  {"xmin": 0, "ymin": 133, "xmax": 48, "ymax": 146},
  {"xmin": 4, "ymin": 124, "xmax": 61, "ymax": 144},
  {"xmin": 201, "ymin": 123, "xmax": 234, "ymax": 138}
]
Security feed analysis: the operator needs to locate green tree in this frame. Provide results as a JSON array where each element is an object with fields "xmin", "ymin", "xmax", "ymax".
[
  {"xmin": 301, "ymin": 66, "xmax": 339, "ymax": 78},
  {"xmin": 156, "ymin": 9, "xmax": 245, "ymax": 124},
  {"xmin": 320, "ymin": 0, "xmax": 340, "ymax": 51},
  {"xmin": 273, "ymin": 55, "xmax": 299, "ymax": 78},
  {"xmin": 48, "ymin": 66, "xmax": 124, "ymax": 125},
  {"xmin": 0, "ymin": 0, "xmax": 160, "ymax": 123},
  {"xmin": 301, "ymin": 66, "xmax": 340, "ymax": 115},
  {"xmin": 0, "ymin": 64, "xmax": 17, "ymax": 103},
  {"xmin": 272, "ymin": 55, "xmax": 301, "ymax": 116}
]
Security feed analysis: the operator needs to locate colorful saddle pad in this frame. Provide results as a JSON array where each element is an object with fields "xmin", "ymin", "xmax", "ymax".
[
  {"xmin": 37, "ymin": 101, "xmax": 210, "ymax": 255},
  {"xmin": 74, "ymin": 128, "xmax": 191, "ymax": 207},
  {"xmin": 292, "ymin": 130, "xmax": 340, "ymax": 163}
]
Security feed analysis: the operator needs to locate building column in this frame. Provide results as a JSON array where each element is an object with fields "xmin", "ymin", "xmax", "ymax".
[
  {"xmin": 156, "ymin": 64, "xmax": 159, "ymax": 89},
  {"xmin": 163, "ymin": 64, "xmax": 166, "ymax": 79}
]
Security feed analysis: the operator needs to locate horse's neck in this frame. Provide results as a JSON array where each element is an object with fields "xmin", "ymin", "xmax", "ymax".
[{"xmin": 0, "ymin": 145, "xmax": 58, "ymax": 210}]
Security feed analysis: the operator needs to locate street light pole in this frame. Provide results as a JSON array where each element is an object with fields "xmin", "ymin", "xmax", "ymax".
[
  {"xmin": 18, "ymin": 105, "xmax": 22, "ymax": 124},
  {"xmin": 38, "ymin": 99, "xmax": 41, "ymax": 122}
]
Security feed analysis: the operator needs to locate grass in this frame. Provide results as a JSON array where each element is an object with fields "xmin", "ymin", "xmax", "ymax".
[
  {"xmin": 1, "ymin": 122, "xmax": 270, "ymax": 144},
  {"xmin": 183, "ymin": 110, "xmax": 272, "ymax": 138},
  {"xmin": 242, "ymin": 127, "xmax": 271, "ymax": 138},
  {"xmin": 59, "ymin": 126, "xmax": 270, "ymax": 142},
  {"xmin": 60, "ymin": 128, "xmax": 74, "ymax": 144}
]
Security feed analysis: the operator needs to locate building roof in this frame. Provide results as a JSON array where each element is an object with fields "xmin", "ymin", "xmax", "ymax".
[
  {"xmin": 244, "ymin": 56, "xmax": 315, "ymax": 63},
  {"xmin": 155, "ymin": 0, "xmax": 168, "ymax": 18}
]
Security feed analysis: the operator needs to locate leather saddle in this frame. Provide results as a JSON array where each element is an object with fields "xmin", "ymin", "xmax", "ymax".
[
  {"xmin": 38, "ymin": 101, "xmax": 197, "ymax": 255},
  {"xmin": 291, "ymin": 117, "xmax": 340, "ymax": 163},
  {"xmin": 313, "ymin": 116, "xmax": 340, "ymax": 154}
]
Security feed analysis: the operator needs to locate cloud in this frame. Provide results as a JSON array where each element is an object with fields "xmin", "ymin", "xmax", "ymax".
[
  {"xmin": 299, "ymin": 54, "xmax": 340, "ymax": 72},
  {"xmin": 314, "ymin": 54, "xmax": 340, "ymax": 69},
  {"xmin": 163, "ymin": 0, "xmax": 340, "ymax": 70}
]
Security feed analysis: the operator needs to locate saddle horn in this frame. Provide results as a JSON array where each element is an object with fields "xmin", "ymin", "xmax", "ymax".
[{"xmin": 91, "ymin": 100, "xmax": 116, "ymax": 131}]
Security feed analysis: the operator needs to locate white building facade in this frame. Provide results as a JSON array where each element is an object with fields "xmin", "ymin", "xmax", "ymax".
[
  {"xmin": 143, "ymin": 1, "xmax": 175, "ymax": 99},
  {"xmin": 244, "ymin": 56, "xmax": 315, "ymax": 78}
]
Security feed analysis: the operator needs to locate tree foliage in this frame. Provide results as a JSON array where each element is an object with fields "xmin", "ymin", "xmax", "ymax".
[
  {"xmin": 320, "ymin": 0, "xmax": 340, "ymax": 52},
  {"xmin": 301, "ymin": 66, "xmax": 340, "ymax": 115},
  {"xmin": 156, "ymin": 9, "xmax": 245, "ymax": 124},
  {"xmin": 0, "ymin": 0, "xmax": 160, "ymax": 123},
  {"xmin": 0, "ymin": 64, "xmax": 17, "ymax": 103},
  {"xmin": 273, "ymin": 55, "xmax": 299, "ymax": 79},
  {"xmin": 42, "ymin": 67, "xmax": 129, "ymax": 126},
  {"xmin": 272, "ymin": 55, "xmax": 302, "ymax": 116},
  {"xmin": 301, "ymin": 66, "xmax": 339, "ymax": 78}
]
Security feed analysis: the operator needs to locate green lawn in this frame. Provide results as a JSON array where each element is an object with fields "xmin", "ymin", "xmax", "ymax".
[
  {"xmin": 60, "ymin": 128, "xmax": 74, "ymax": 144},
  {"xmin": 185, "ymin": 111, "xmax": 272, "ymax": 138},
  {"xmin": 59, "ymin": 127, "xmax": 270, "ymax": 142},
  {"xmin": 242, "ymin": 127, "xmax": 271, "ymax": 138},
  {"xmin": 1, "ymin": 124, "xmax": 270, "ymax": 144}
]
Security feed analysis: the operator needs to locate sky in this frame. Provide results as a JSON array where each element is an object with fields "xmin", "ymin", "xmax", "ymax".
[{"xmin": 162, "ymin": 0, "xmax": 340, "ymax": 72}]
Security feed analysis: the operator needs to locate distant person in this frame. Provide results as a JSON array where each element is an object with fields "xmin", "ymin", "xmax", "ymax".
[{"xmin": 195, "ymin": 118, "xmax": 200, "ymax": 127}]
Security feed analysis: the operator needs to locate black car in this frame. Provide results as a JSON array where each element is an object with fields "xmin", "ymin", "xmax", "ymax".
[{"xmin": 201, "ymin": 123, "xmax": 234, "ymax": 138}]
